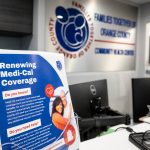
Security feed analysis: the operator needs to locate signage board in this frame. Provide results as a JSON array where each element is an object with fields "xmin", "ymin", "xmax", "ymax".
[
  {"xmin": 45, "ymin": 0, "xmax": 137, "ymax": 72},
  {"xmin": 0, "ymin": 50, "xmax": 79, "ymax": 150}
]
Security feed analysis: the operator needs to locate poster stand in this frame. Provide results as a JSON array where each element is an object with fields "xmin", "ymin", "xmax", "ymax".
[{"xmin": 0, "ymin": 50, "xmax": 79, "ymax": 150}]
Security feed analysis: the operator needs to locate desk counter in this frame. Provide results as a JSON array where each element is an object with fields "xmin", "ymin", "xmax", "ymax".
[{"xmin": 80, "ymin": 123, "xmax": 150, "ymax": 150}]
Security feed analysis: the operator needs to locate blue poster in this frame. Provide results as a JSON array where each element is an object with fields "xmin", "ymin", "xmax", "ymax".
[{"xmin": 0, "ymin": 51, "xmax": 79, "ymax": 150}]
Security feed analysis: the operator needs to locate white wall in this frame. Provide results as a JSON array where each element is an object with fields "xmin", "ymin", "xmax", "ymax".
[
  {"xmin": 137, "ymin": 3, "xmax": 150, "ymax": 77},
  {"xmin": 0, "ymin": 0, "xmax": 137, "ymax": 118},
  {"xmin": 68, "ymin": 71, "xmax": 137, "ymax": 116},
  {"xmin": 66, "ymin": 1, "xmax": 139, "ymax": 116},
  {"xmin": 0, "ymin": 0, "xmax": 148, "ymax": 120},
  {"xmin": 30, "ymin": 0, "xmax": 141, "ymax": 117},
  {"xmin": 3, "ymin": 0, "xmax": 147, "ymax": 117}
]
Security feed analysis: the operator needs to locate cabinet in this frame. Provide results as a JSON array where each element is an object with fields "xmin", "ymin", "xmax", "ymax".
[{"xmin": 0, "ymin": 0, "xmax": 33, "ymax": 36}]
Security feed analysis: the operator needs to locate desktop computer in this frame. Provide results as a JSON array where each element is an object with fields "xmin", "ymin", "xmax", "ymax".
[
  {"xmin": 132, "ymin": 78, "xmax": 150, "ymax": 123},
  {"xmin": 128, "ymin": 78, "xmax": 150, "ymax": 149},
  {"xmin": 69, "ymin": 79, "xmax": 130, "ymax": 141}
]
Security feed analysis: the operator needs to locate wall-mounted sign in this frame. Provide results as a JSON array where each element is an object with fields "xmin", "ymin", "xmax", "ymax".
[
  {"xmin": 45, "ymin": 0, "xmax": 137, "ymax": 72},
  {"xmin": 0, "ymin": 50, "xmax": 79, "ymax": 150}
]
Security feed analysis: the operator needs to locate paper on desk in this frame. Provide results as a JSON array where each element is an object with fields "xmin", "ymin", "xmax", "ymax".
[{"xmin": 139, "ymin": 116, "xmax": 150, "ymax": 123}]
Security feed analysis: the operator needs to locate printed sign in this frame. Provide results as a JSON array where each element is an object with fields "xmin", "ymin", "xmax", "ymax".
[
  {"xmin": 45, "ymin": 0, "xmax": 137, "ymax": 72},
  {"xmin": 0, "ymin": 50, "xmax": 79, "ymax": 150}
]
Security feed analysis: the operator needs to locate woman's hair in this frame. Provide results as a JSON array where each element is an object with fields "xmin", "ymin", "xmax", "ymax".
[{"xmin": 52, "ymin": 96, "xmax": 64, "ymax": 115}]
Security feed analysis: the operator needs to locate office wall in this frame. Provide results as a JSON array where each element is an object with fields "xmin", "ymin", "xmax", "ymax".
[
  {"xmin": 0, "ymin": 0, "xmax": 148, "ymax": 118},
  {"xmin": 0, "ymin": 0, "xmax": 140, "ymax": 116},
  {"xmin": 68, "ymin": 71, "xmax": 136, "ymax": 116},
  {"xmin": 45, "ymin": 0, "xmax": 137, "ymax": 72},
  {"xmin": 28, "ymin": 0, "xmax": 139, "ymax": 116},
  {"xmin": 137, "ymin": 3, "xmax": 150, "ymax": 77}
]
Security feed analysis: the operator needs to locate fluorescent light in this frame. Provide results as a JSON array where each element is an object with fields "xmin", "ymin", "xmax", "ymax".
[{"xmin": 57, "ymin": 15, "xmax": 63, "ymax": 19}]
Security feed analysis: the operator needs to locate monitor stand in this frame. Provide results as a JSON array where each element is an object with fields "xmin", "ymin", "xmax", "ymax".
[{"xmin": 78, "ymin": 107, "xmax": 130, "ymax": 141}]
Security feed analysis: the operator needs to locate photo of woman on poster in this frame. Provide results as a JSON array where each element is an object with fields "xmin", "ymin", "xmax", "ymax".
[
  {"xmin": 52, "ymin": 96, "xmax": 71, "ymax": 130},
  {"xmin": 50, "ymin": 88, "xmax": 77, "ymax": 147}
]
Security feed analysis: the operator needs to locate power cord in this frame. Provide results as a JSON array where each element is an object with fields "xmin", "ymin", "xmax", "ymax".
[{"xmin": 115, "ymin": 127, "xmax": 136, "ymax": 133}]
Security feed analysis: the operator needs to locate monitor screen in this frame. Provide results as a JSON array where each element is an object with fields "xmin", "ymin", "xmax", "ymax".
[
  {"xmin": 69, "ymin": 80, "xmax": 108, "ymax": 118},
  {"xmin": 132, "ymin": 78, "xmax": 150, "ymax": 122}
]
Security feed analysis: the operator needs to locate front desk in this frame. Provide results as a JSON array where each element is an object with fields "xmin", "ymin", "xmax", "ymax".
[{"xmin": 80, "ymin": 123, "xmax": 150, "ymax": 150}]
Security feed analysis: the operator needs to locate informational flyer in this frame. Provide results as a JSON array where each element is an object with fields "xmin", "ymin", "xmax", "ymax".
[{"xmin": 0, "ymin": 50, "xmax": 79, "ymax": 150}]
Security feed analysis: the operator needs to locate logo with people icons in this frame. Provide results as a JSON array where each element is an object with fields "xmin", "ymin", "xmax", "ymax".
[
  {"xmin": 55, "ymin": 6, "xmax": 89, "ymax": 52},
  {"xmin": 49, "ymin": 2, "xmax": 94, "ymax": 58}
]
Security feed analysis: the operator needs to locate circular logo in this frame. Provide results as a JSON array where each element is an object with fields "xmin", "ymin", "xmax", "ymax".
[
  {"xmin": 90, "ymin": 84, "xmax": 96, "ymax": 96},
  {"xmin": 55, "ymin": 6, "xmax": 89, "ymax": 52},
  {"xmin": 63, "ymin": 124, "xmax": 76, "ymax": 146},
  {"xmin": 56, "ymin": 60, "xmax": 62, "ymax": 70},
  {"xmin": 45, "ymin": 84, "xmax": 54, "ymax": 98}
]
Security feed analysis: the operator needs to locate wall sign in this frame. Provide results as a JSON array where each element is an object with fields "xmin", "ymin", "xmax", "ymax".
[{"xmin": 45, "ymin": 0, "xmax": 137, "ymax": 72}]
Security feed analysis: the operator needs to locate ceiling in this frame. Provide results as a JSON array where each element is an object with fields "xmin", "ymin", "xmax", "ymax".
[
  {"xmin": 118, "ymin": 0, "xmax": 150, "ymax": 5},
  {"xmin": 128, "ymin": 0, "xmax": 150, "ymax": 4}
]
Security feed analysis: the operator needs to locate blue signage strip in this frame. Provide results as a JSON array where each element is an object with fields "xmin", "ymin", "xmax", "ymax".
[{"xmin": 95, "ymin": 48, "xmax": 134, "ymax": 56}]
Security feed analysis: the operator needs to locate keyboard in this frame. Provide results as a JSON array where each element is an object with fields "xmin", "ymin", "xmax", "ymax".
[{"xmin": 129, "ymin": 132, "xmax": 150, "ymax": 150}]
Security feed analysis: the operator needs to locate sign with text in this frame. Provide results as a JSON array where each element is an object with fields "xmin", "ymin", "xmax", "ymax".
[
  {"xmin": 45, "ymin": 0, "xmax": 137, "ymax": 72},
  {"xmin": 0, "ymin": 50, "xmax": 79, "ymax": 150}
]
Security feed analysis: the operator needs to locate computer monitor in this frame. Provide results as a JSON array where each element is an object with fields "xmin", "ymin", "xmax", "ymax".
[
  {"xmin": 69, "ymin": 80, "xmax": 108, "ymax": 118},
  {"xmin": 132, "ymin": 78, "xmax": 150, "ymax": 122}
]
